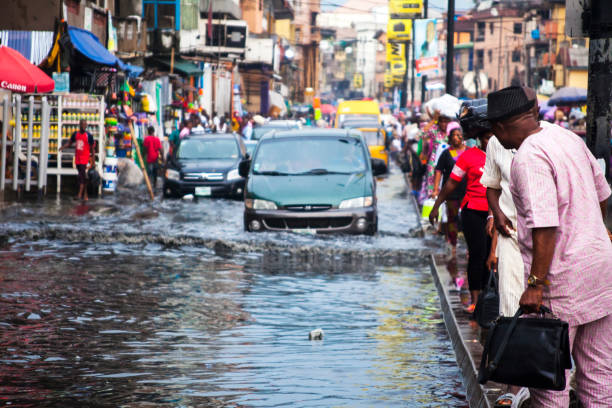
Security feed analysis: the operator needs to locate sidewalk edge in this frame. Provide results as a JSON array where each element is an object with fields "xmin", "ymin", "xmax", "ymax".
[{"xmin": 409, "ymin": 194, "xmax": 491, "ymax": 408}]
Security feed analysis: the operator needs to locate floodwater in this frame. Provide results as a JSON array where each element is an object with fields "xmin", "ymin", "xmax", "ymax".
[{"xmin": 0, "ymin": 171, "xmax": 466, "ymax": 407}]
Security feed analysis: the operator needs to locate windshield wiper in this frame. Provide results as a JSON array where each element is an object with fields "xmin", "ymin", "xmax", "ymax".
[
  {"xmin": 253, "ymin": 170, "xmax": 291, "ymax": 176},
  {"xmin": 296, "ymin": 168, "xmax": 354, "ymax": 175}
]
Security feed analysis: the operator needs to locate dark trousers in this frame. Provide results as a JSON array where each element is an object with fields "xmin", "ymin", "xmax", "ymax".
[
  {"xmin": 146, "ymin": 162, "xmax": 158, "ymax": 189},
  {"xmin": 461, "ymin": 207, "xmax": 491, "ymax": 292}
]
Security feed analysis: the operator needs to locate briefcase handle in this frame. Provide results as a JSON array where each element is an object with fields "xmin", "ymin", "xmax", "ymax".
[{"xmin": 479, "ymin": 305, "xmax": 552, "ymax": 382}]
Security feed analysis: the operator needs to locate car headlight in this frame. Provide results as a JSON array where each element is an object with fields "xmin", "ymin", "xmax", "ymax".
[
  {"xmin": 245, "ymin": 199, "xmax": 277, "ymax": 210},
  {"xmin": 166, "ymin": 169, "xmax": 180, "ymax": 181},
  {"xmin": 227, "ymin": 168, "xmax": 241, "ymax": 181},
  {"xmin": 339, "ymin": 196, "xmax": 373, "ymax": 209}
]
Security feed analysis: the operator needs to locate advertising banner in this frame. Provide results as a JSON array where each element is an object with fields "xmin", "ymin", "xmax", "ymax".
[
  {"xmin": 386, "ymin": 42, "xmax": 405, "ymax": 63},
  {"xmin": 387, "ymin": 19, "xmax": 412, "ymax": 42},
  {"xmin": 414, "ymin": 19, "xmax": 439, "ymax": 76},
  {"xmin": 389, "ymin": 0, "xmax": 422, "ymax": 18}
]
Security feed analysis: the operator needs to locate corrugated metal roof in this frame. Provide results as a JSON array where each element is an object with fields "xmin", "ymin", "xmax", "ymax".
[{"xmin": 0, "ymin": 30, "xmax": 53, "ymax": 65}]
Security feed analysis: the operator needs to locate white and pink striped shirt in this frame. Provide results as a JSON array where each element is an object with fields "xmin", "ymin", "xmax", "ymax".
[{"xmin": 510, "ymin": 124, "xmax": 612, "ymax": 326}]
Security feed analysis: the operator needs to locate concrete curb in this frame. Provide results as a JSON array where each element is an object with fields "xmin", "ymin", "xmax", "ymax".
[
  {"xmin": 429, "ymin": 256, "xmax": 493, "ymax": 408},
  {"xmin": 409, "ymin": 195, "xmax": 493, "ymax": 408}
]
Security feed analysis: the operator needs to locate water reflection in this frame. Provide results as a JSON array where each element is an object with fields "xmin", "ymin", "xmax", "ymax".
[{"xmin": 0, "ymin": 242, "xmax": 464, "ymax": 406}]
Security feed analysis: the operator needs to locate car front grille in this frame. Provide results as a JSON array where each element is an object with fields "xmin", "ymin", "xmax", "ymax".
[
  {"xmin": 284, "ymin": 205, "xmax": 332, "ymax": 211},
  {"xmin": 263, "ymin": 217, "xmax": 353, "ymax": 230},
  {"xmin": 183, "ymin": 172, "xmax": 224, "ymax": 181}
]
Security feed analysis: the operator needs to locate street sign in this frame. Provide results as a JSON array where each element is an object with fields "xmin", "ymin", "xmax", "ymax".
[
  {"xmin": 387, "ymin": 19, "xmax": 412, "ymax": 42},
  {"xmin": 353, "ymin": 73, "xmax": 363, "ymax": 88},
  {"xmin": 386, "ymin": 42, "xmax": 405, "ymax": 62},
  {"xmin": 389, "ymin": 0, "xmax": 423, "ymax": 18}
]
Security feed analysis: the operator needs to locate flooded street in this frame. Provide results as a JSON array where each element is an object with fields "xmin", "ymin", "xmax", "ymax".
[{"xmin": 0, "ymin": 171, "xmax": 466, "ymax": 407}]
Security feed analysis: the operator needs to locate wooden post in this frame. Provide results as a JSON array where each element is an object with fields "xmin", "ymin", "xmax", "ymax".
[
  {"xmin": 129, "ymin": 122, "xmax": 154, "ymax": 200},
  {"xmin": 170, "ymin": 48, "xmax": 175, "ymax": 74}
]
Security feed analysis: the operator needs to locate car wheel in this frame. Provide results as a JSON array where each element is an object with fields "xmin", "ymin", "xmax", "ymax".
[
  {"xmin": 365, "ymin": 220, "xmax": 378, "ymax": 236},
  {"xmin": 163, "ymin": 186, "xmax": 178, "ymax": 199}
]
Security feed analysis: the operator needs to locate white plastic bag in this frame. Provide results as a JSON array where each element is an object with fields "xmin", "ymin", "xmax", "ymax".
[{"xmin": 424, "ymin": 94, "xmax": 461, "ymax": 119}]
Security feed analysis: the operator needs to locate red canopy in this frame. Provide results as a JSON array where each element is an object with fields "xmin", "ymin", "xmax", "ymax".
[{"xmin": 0, "ymin": 46, "xmax": 54, "ymax": 93}]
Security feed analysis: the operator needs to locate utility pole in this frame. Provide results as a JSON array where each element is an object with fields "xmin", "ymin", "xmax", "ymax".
[
  {"xmin": 585, "ymin": 38, "xmax": 612, "ymax": 176},
  {"xmin": 410, "ymin": 19, "xmax": 416, "ymax": 107},
  {"xmin": 445, "ymin": 0, "xmax": 455, "ymax": 95},
  {"xmin": 401, "ymin": 39, "xmax": 410, "ymax": 108},
  {"xmin": 421, "ymin": 0, "xmax": 428, "ymax": 105}
]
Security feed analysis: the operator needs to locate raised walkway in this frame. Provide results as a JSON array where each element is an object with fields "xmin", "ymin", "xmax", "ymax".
[{"xmin": 411, "ymin": 196, "xmax": 499, "ymax": 407}]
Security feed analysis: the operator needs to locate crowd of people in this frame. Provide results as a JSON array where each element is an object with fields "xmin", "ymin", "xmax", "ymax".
[{"xmin": 387, "ymin": 86, "xmax": 612, "ymax": 407}]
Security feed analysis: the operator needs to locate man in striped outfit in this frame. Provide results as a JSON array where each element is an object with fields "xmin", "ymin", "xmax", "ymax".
[{"xmin": 488, "ymin": 86, "xmax": 612, "ymax": 407}]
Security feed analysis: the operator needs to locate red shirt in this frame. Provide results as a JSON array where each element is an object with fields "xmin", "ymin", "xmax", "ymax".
[
  {"xmin": 449, "ymin": 146, "xmax": 488, "ymax": 211},
  {"xmin": 143, "ymin": 135, "xmax": 162, "ymax": 164},
  {"xmin": 70, "ymin": 131, "xmax": 94, "ymax": 165}
]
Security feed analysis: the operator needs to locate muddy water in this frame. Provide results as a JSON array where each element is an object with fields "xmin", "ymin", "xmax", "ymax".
[{"xmin": 0, "ymin": 171, "xmax": 465, "ymax": 406}]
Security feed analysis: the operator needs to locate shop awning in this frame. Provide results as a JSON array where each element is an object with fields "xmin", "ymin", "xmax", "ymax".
[
  {"xmin": 68, "ymin": 26, "xmax": 122, "ymax": 67},
  {"xmin": 0, "ymin": 45, "xmax": 54, "ymax": 93},
  {"xmin": 123, "ymin": 63, "xmax": 144, "ymax": 78},
  {"xmin": 153, "ymin": 58, "xmax": 202, "ymax": 76}
]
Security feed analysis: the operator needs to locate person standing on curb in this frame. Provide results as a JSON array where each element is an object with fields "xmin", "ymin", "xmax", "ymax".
[
  {"xmin": 428, "ymin": 102, "xmax": 492, "ymax": 314},
  {"xmin": 60, "ymin": 119, "xmax": 95, "ymax": 201},
  {"xmin": 479, "ymin": 96, "xmax": 548, "ymax": 407},
  {"xmin": 488, "ymin": 86, "xmax": 612, "ymax": 407}
]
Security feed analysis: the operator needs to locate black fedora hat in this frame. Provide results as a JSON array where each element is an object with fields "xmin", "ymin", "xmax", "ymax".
[{"xmin": 487, "ymin": 86, "xmax": 536, "ymax": 122}]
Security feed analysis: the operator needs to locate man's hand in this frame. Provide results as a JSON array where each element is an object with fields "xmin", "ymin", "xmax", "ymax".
[
  {"xmin": 519, "ymin": 286, "xmax": 544, "ymax": 314},
  {"xmin": 494, "ymin": 210, "xmax": 514, "ymax": 237},
  {"xmin": 428, "ymin": 206, "xmax": 439, "ymax": 226},
  {"xmin": 486, "ymin": 253, "xmax": 497, "ymax": 272}
]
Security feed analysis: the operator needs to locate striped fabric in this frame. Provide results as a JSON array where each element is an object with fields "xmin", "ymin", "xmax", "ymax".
[
  {"xmin": 529, "ymin": 314, "xmax": 612, "ymax": 406},
  {"xmin": 510, "ymin": 123, "xmax": 612, "ymax": 404},
  {"xmin": 510, "ymin": 123, "xmax": 612, "ymax": 326}
]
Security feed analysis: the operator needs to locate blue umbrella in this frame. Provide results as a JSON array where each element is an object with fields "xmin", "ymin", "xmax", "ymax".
[{"xmin": 548, "ymin": 87, "xmax": 587, "ymax": 106}]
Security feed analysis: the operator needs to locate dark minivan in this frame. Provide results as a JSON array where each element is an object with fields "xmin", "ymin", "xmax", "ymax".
[
  {"xmin": 164, "ymin": 133, "xmax": 248, "ymax": 199},
  {"xmin": 239, "ymin": 129, "xmax": 387, "ymax": 235}
]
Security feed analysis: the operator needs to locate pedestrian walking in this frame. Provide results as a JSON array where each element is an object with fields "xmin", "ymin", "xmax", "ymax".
[
  {"xmin": 143, "ymin": 126, "xmax": 162, "ymax": 189},
  {"xmin": 429, "ymin": 102, "xmax": 492, "ymax": 313},
  {"xmin": 433, "ymin": 124, "xmax": 466, "ymax": 258},
  {"xmin": 419, "ymin": 111, "xmax": 452, "ymax": 202},
  {"xmin": 488, "ymin": 86, "xmax": 612, "ymax": 407},
  {"xmin": 59, "ymin": 119, "xmax": 95, "ymax": 201}
]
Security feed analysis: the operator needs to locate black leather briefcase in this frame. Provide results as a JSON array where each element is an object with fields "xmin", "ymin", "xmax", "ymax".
[{"xmin": 478, "ymin": 306, "xmax": 572, "ymax": 390}]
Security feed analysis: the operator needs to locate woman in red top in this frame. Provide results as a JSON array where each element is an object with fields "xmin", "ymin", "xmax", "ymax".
[{"xmin": 429, "ymin": 101, "xmax": 492, "ymax": 312}]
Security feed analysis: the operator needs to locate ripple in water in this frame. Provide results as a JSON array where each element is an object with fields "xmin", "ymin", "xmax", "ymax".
[{"xmin": 0, "ymin": 242, "xmax": 465, "ymax": 407}]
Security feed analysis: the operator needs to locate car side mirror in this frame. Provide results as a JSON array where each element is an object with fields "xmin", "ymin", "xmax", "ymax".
[
  {"xmin": 371, "ymin": 158, "xmax": 387, "ymax": 176},
  {"xmin": 238, "ymin": 159, "xmax": 251, "ymax": 178}
]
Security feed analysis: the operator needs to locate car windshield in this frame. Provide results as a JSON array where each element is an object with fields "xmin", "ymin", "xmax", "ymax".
[
  {"xmin": 178, "ymin": 138, "xmax": 239, "ymax": 160},
  {"xmin": 252, "ymin": 137, "xmax": 367, "ymax": 175},
  {"xmin": 252, "ymin": 124, "xmax": 299, "ymax": 140},
  {"xmin": 338, "ymin": 114, "xmax": 378, "ymax": 127},
  {"xmin": 361, "ymin": 130, "xmax": 385, "ymax": 146}
]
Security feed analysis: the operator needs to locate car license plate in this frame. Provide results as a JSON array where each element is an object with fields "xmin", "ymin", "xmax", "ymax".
[
  {"xmin": 195, "ymin": 187, "xmax": 212, "ymax": 196},
  {"xmin": 292, "ymin": 229, "xmax": 316, "ymax": 235}
]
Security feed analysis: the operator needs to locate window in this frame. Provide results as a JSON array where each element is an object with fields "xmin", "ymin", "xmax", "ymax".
[
  {"xmin": 489, "ymin": 22, "xmax": 494, "ymax": 35},
  {"xmin": 477, "ymin": 22, "xmax": 485, "ymax": 41},
  {"xmin": 143, "ymin": 0, "xmax": 178, "ymax": 31},
  {"xmin": 512, "ymin": 50, "xmax": 521, "ymax": 62},
  {"xmin": 488, "ymin": 49, "xmax": 492, "ymax": 63},
  {"xmin": 476, "ymin": 49, "xmax": 484, "ymax": 69},
  {"xmin": 157, "ymin": 4, "xmax": 175, "ymax": 29},
  {"xmin": 513, "ymin": 23, "xmax": 522, "ymax": 34},
  {"xmin": 144, "ymin": 3, "xmax": 156, "ymax": 29}
]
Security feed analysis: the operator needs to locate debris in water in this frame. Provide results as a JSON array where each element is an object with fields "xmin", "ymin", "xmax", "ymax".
[{"xmin": 309, "ymin": 328, "xmax": 324, "ymax": 340}]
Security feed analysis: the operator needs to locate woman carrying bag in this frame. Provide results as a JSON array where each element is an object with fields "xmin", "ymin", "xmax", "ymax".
[{"xmin": 429, "ymin": 100, "xmax": 491, "ymax": 314}]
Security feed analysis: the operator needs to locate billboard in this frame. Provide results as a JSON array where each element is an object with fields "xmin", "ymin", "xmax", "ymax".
[
  {"xmin": 387, "ymin": 19, "xmax": 412, "ymax": 41},
  {"xmin": 389, "ymin": 0, "xmax": 423, "ymax": 18},
  {"xmin": 414, "ymin": 19, "xmax": 439, "ymax": 76}
]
